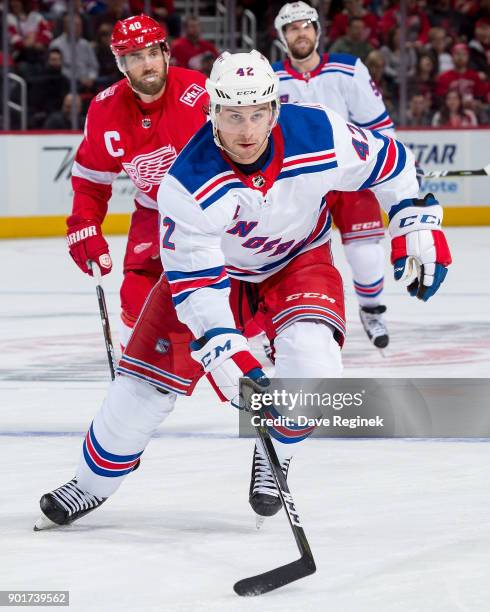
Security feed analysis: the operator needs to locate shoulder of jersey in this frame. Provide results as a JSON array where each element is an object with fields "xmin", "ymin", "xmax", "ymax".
[
  {"xmin": 168, "ymin": 65, "xmax": 207, "ymax": 87},
  {"xmin": 279, "ymin": 104, "xmax": 337, "ymax": 165},
  {"xmin": 90, "ymin": 79, "xmax": 132, "ymax": 112},
  {"xmin": 324, "ymin": 52, "xmax": 358, "ymax": 77},
  {"xmin": 167, "ymin": 66, "xmax": 208, "ymax": 106},
  {"xmin": 167, "ymin": 122, "xmax": 232, "ymax": 203},
  {"xmin": 271, "ymin": 59, "xmax": 285, "ymax": 73}
]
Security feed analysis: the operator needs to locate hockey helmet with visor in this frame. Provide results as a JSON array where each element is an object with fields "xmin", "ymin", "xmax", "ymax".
[
  {"xmin": 206, "ymin": 50, "xmax": 280, "ymax": 148},
  {"xmin": 274, "ymin": 1, "xmax": 321, "ymax": 57}
]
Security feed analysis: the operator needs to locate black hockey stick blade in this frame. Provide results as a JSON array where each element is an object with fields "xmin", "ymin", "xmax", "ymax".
[
  {"xmin": 233, "ymin": 379, "xmax": 317, "ymax": 596},
  {"xmin": 233, "ymin": 553, "xmax": 316, "ymax": 597}
]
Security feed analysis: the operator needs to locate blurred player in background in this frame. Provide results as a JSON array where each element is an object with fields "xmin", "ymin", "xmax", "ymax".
[
  {"xmin": 35, "ymin": 51, "xmax": 451, "ymax": 531},
  {"xmin": 273, "ymin": 1, "xmax": 397, "ymax": 349},
  {"xmin": 66, "ymin": 14, "xmax": 208, "ymax": 347}
]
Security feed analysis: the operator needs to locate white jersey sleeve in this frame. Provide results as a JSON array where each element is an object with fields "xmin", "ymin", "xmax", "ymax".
[
  {"xmin": 324, "ymin": 107, "xmax": 418, "ymax": 211},
  {"xmin": 348, "ymin": 59, "xmax": 396, "ymax": 138},
  {"xmin": 158, "ymin": 174, "xmax": 236, "ymax": 338}
]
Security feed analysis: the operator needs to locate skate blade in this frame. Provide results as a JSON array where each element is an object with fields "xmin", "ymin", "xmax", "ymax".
[
  {"xmin": 255, "ymin": 515, "xmax": 266, "ymax": 530},
  {"xmin": 33, "ymin": 513, "xmax": 60, "ymax": 531}
]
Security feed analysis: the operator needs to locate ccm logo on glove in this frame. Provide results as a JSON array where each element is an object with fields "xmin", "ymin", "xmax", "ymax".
[
  {"xmin": 399, "ymin": 213, "xmax": 441, "ymax": 229},
  {"xmin": 190, "ymin": 328, "xmax": 266, "ymax": 407},
  {"xmin": 199, "ymin": 339, "xmax": 232, "ymax": 369}
]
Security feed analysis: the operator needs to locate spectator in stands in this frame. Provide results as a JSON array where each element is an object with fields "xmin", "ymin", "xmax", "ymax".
[
  {"xmin": 427, "ymin": 0, "xmax": 465, "ymax": 42},
  {"xmin": 405, "ymin": 91, "xmax": 432, "ymax": 126},
  {"xmin": 171, "ymin": 15, "xmax": 219, "ymax": 71},
  {"xmin": 365, "ymin": 49, "xmax": 397, "ymax": 120},
  {"xmin": 453, "ymin": 0, "xmax": 482, "ymax": 41},
  {"xmin": 328, "ymin": 16, "xmax": 374, "ymax": 62},
  {"xmin": 28, "ymin": 48, "xmax": 70, "ymax": 127},
  {"xmin": 472, "ymin": 0, "xmax": 490, "ymax": 23},
  {"xmin": 435, "ymin": 43, "xmax": 487, "ymax": 103},
  {"xmin": 129, "ymin": 0, "xmax": 181, "ymax": 38},
  {"xmin": 50, "ymin": 0, "xmax": 95, "ymax": 41},
  {"xmin": 8, "ymin": 0, "xmax": 52, "ymax": 67},
  {"xmin": 408, "ymin": 53, "xmax": 437, "ymax": 105},
  {"xmin": 94, "ymin": 22, "xmax": 119, "ymax": 89},
  {"xmin": 380, "ymin": 26, "xmax": 417, "ymax": 90},
  {"xmin": 425, "ymin": 27, "xmax": 454, "ymax": 75},
  {"xmin": 431, "ymin": 89, "xmax": 478, "ymax": 126},
  {"xmin": 198, "ymin": 50, "xmax": 215, "ymax": 78},
  {"xmin": 50, "ymin": 13, "xmax": 99, "ymax": 92},
  {"xmin": 92, "ymin": 0, "xmax": 130, "ymax": 32},
  {"xmin": 469, "ymin": 18, "xmax": 490, "ymax": 79},
  {"xmin": 379, "ymin": 0, "xmax": 431, "ymax": 47},
  {"xmin": 43, "ymin": 92, "xmax": 85, "ymax": 129},
  {"xmin": 328, "ymin": 0, "xmax": 380, "ymax": 48}
]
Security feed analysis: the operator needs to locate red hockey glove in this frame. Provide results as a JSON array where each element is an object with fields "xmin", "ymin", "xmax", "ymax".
[{"xmin": 66, "ymin": 215, "xmax": 112, "ymax": 276}]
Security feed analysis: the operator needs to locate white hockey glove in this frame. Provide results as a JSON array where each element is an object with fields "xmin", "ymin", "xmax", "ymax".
[
  {"xmin": 388, "ymin": 194, "xmax": 452, "ymax": 301},
  {"xmin": 190, "ymin": 328, "xmax": 268, "ymax": 408}
]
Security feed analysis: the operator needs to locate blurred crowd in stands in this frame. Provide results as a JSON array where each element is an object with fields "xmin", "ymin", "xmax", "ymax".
[{"xmin": 1, "ymin": 0, "xmax": 489, "ymax": 129}]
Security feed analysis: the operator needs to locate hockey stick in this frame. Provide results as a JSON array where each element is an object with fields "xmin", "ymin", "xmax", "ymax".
[
  {"xmin": 233, "ymin": 380, "xmax": 316, "ymax": 597},
  {"xmin": 87, "ymin": 261, "xmax": 141, "ymax": 474},
  {"xmin": 88, "ymin": 260, "xmax": 116, "ymax": 381},
  {"xmin": 423, "ymin": 163, "xmax": 490, "ymax": 179}
]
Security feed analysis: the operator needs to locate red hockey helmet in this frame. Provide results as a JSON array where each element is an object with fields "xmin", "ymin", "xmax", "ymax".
[{"xmin": 110, "ymin": 14, "xmax": 168, "ymax": 62}]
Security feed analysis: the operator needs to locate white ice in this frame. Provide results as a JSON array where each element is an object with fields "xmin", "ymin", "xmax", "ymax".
[{"xmin": 1, "ymin": 227, "xmax": 489, "ymax": 611}]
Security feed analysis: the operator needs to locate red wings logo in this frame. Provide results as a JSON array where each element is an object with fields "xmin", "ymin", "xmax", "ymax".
[{"xmin": 122, "ymin": 145, "xmax": 177, "ymax": 193}]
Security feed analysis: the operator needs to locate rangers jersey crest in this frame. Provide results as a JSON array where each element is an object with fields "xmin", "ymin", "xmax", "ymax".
[{"xmin": 122, "ymin": 145, "xmax": 178, "ymax": 193}]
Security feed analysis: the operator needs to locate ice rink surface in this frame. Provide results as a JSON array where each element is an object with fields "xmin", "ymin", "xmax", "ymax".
[{"xmin": 1, "ymin": 227, "xmax": 489, "ymax": 611}]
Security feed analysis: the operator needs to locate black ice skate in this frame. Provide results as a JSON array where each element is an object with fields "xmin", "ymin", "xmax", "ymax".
[
  {"xmin": 249, "ymin": 444, "xmax": 291, "ymax": 526},
  {"xmin": 34, "ymin": 478, "xmax": 106, "ymax": 531},
  {"xmin": 359, "ymin": 304, "xmax": 389, "ymax": 349}
]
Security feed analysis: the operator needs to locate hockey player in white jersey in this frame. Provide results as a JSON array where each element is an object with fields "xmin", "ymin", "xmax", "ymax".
[
  {"xmin": 34, "ymin": 51, "xmax": 451, "ymax": 530},
  {"xmin": 274, "ymin": 1, "xmax": 396, "ymax": 348}
]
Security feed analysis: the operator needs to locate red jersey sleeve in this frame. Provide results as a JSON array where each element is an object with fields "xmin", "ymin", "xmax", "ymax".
[{"xmin": 71, "ymin": 97, "xmax": 123, "ymax": 224}]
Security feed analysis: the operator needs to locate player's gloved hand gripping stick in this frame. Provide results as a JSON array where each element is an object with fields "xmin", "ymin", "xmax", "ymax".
[
  {"xmin": 67, "ymin": 216, "xmax": 112, "ymax": 276},
  {"xmin": 190, "ymin": 328, "xmax": 266, "ymax": 408}
]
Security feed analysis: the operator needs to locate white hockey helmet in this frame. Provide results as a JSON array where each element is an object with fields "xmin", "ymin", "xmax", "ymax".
[
  {"xmin": 206, "ymin": 50, "xmax": 279, "ymax": 108},
  {"xmin": 274, "ymin": 1, "xmax": 321, "ymax": 55},
  {"xmin": 206, "ymin": 50, "xmax": 280, "ymax": 149}
]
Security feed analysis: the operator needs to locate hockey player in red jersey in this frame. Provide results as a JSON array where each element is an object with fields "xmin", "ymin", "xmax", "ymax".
[{"xmin": 66, "ymin": 14, "xmax": 208, "ymax": 347}]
